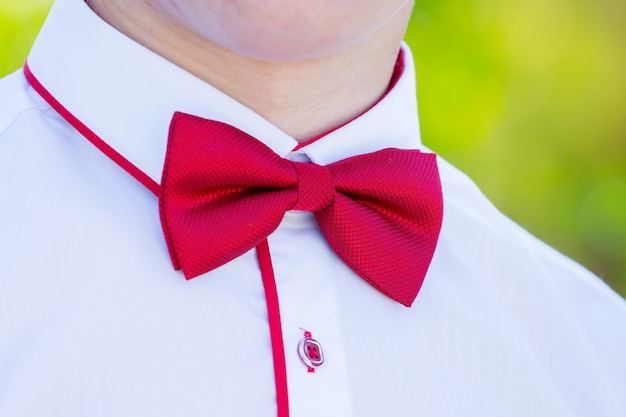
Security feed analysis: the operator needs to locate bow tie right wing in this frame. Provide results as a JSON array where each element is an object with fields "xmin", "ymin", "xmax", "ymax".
[{"xmin": 317, "ymin": 149, "xmax": 443, "ymax": 307}]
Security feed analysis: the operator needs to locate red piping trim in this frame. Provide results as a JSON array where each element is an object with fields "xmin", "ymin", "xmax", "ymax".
[
  {"xmin": 23, "ymin": 62, "xmax": 162, "ymax": 197},
  {"xmin": 256, "ymin": 240, "xmax": 290, "ymax": 417},
  {"xmin": 24, "ymin": 61, "xmax": 290, "ymax": 417}
]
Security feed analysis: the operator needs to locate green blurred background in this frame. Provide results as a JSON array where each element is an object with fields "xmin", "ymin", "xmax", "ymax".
[{"xmin": 2, "ymin": 0, "xmax": 625, "ymax": 297}]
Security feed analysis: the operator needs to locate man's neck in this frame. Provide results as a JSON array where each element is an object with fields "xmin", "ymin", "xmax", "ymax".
[{"xmin": 86, "ymin": 0, "xmax": 412, "ymax": 142}]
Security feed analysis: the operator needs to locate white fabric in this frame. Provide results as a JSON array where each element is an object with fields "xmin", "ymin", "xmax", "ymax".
[{"xmin": 1, "ymin": 0, "xmax": 625, "ymax": 416}]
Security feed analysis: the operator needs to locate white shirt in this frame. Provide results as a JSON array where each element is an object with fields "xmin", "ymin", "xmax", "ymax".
[{"xmin": 1, "ymin": 1, "xmax": 625, "ymax": 416}]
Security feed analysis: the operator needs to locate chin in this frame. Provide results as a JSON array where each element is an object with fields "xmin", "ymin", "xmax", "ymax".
[
  {"xmin": 168, "ymin": 0, "xmax": 411, "ymax": 63},
  {"xmin": 196, "ymin": 22, "xmax": 370, "ymax": 63}
]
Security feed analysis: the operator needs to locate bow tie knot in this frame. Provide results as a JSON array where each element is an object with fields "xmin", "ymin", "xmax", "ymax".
[{"xmin": 292, "ymin": 162, "xmax": 335, "ymax": 212}]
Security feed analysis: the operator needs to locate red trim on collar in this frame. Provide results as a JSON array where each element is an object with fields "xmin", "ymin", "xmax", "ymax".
[{"xmin": 23, "ymin": 61, "xmax": 162, "ymax": 197}]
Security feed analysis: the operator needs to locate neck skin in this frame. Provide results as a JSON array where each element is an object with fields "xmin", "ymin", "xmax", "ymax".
[{"xmin": 86, "ymin": 1, "xmax": 412, "ymax": 142}]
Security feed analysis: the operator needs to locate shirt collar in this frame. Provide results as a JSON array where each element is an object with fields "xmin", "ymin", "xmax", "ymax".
[{"xmin": 27, "ymin": 0, "xmax": 423, "ymax": 184}]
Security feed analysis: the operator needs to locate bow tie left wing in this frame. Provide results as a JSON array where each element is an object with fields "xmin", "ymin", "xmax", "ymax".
[{"xmin": 160, "ymin": 113, "xmax": 300, "ymax": 278}]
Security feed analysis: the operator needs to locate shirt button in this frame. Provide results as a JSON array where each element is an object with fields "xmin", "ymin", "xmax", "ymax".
[{"xmin": 298, "ymin": 331, "xmax": 324, "ymax": 372}]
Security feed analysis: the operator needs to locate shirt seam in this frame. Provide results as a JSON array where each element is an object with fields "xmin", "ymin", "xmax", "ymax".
[{"xmin": 0, "ymin": 105, "xmax": 53, "ymax": 139}]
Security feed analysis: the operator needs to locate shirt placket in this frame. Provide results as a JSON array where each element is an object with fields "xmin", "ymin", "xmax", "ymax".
[{"xmin": 264, "ymin": 213, "xmax": 354, "ymax": 417}]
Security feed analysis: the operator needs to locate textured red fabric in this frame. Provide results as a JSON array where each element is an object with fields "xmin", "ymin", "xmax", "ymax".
[{"xmin": 160, "ymin": 112, "xmax": 443, "ymax": 307}]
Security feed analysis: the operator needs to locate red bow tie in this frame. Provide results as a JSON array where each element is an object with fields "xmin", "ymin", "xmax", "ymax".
[{"xmin": 159, "ymin": 112, "xmax": 443, "ymax": 306}]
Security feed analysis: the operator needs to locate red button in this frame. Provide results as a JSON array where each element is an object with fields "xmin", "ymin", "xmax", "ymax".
[{"xmin": 298, "ymin": 335, "xmax": 324, "ymax": 370}]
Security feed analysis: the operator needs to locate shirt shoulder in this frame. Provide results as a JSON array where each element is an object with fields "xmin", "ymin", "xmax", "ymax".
[
  {"xmin": 432, "ymin": 152, "xmax": 626, "ymax": 407},
  {"xmin": 0, "ymin": 69, "xmax": 78, "ymax": 232},
  {"xmin": 435, "ymin": 151, "xmax": 624, "ymax": 306}
]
